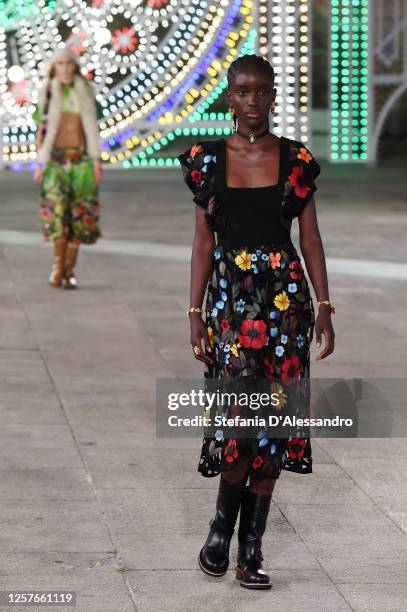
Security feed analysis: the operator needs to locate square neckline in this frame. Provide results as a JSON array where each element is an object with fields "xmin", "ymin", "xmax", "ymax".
[{"xmin": 220, "ymin": 135, "xmax": 286, "ymax": 190}]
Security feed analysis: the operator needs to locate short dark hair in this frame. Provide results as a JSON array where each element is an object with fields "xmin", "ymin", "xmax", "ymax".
[{"xmin": 227, "ymin": 54, "xmax": 275, "ymax": 88}]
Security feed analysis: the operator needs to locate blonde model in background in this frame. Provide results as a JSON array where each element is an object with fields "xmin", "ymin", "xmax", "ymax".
[{"xmin": 33, "ymin": 45, "xmax": 103, "ymax": 289}]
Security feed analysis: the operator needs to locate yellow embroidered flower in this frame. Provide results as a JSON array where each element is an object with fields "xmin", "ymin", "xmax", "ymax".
[
  {"xmin": 190, "ymin": 144, "xmax": 203, "ymax": 159},
  {"xmin": 297, "ymin": 147, "xmax": 313, "ymax": 164},
  {"xmin": 230, "ymin": 341, "xmax": 241, "ymax": 357},
  {"xmin": 307, "ymin": 325, "xmax": 312, "ymax": 340},
  {"xmin": 270, "ymin": 382, "xmax": 287, "ymax": 410},
  {"xmin": 235, "ymin": 251, "xmax": 252, "ymax": 271},
  {"xmin": 207, "ymin": 326, "xmax": 214, "ymax": 347},
  {"xmin": 274, "ymin": 290, "xmax": 290, "ymax": 311},
  {"xmin": 269, "ymin": 251, "xmax": 281, "ymax": 269}
]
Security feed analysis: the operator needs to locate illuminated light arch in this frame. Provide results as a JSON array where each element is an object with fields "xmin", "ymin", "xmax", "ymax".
[{"xmin": 0, "ymin": 0, "xmax": 317, "ymax": 169}]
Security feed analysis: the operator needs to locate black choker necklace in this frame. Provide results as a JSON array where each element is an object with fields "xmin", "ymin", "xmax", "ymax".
[{"xmin": 236, "ymin": 127, "xmax": 270, "ymax": 144}]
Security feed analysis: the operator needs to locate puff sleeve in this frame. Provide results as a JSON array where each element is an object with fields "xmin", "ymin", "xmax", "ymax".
[
  {"xmin": 284, "ymin": 141, "xmax": 321, "ymax": 216},
  {"xmin": 177, "ymin": 141, "xmax": 217, "ymax": 210}
]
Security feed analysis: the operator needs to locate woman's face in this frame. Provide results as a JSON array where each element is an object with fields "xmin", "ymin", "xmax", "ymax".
[
  {"xmin": 227, "ymin": 66, "xmax": 276, "ymax": 131},
  {"xmin": 53, "ymin": 56, "xmax": 76, "ymax": 84}
]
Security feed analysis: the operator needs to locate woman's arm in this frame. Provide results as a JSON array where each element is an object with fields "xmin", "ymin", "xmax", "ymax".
[
  {"xmin": 298, "ymin": 198, "xmax": 335, "ymax": 361},
  {"xmin": 189, "ymin": 206, "xmax": 216, "ymax": 365}
]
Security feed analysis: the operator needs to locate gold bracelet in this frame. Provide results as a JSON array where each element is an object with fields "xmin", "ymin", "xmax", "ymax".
[
  {"xmin": 187, "ymin": 306, "xmax": 202, "ymax": 315},
  {"xmin": 317, "ymin": 299, "xmax": 336, "ymax": 314}
]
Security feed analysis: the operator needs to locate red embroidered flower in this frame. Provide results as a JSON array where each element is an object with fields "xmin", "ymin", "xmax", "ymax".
[
  {"xmin": 264, "ymin": 357, "xmax": 275, "ymax": 379},
  {"xmin": 238, "ymin": 319, "xmax": 268, "ymax": 350},
  {"xmin": 252, "ymin": 455, "xmax": 264, "ymax": 469},
  {"xmin": 190, "ymin": 169, "xmax": 203, "ymax": 185},
  {"xmin": 281, "ymin": 355, "xmax": 301, "ymax": 380},
  {"xmin": 221, "ymin": 318, "xmax": 230, "ymax": 332},
  {"xmin": 70, "ymin": 151, "xmax": 81, "ymax": 161},
  {"xmin": 224, "ymin": 439, "xmax": 239, "ymax": 463},
  {"xmin": 287, "ymin": 437, "xmax": 306, "ymax": 459},
  {"xmin": 288, "ymin": 165, "xmax": 312, "ymax": 199},
  {"xmin": 289, "ymin": 259, "xmax": 304, "ymax": 280}
]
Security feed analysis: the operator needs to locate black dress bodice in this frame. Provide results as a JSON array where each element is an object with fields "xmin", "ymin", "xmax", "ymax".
[{"xmin": 216, "ymin": 136, "xmax": 292, "ymax": 248}]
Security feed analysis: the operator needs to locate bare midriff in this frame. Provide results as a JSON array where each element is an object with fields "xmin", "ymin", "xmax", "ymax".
[{"xmin": 54, "ymin": 112, "xmax": 86, "ymax": 149}]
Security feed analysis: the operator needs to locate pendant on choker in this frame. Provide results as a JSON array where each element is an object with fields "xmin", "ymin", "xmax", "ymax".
[{"xmin": 236, "ymin": 127, "xmax": 270, "ymax": 144}]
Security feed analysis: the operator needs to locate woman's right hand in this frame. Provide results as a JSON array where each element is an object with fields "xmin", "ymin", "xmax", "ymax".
[
  {"xmin": 190, "ymin": 313, "xmax": 215, "ymax": 365},
  {"xmin": 33, "ymin": 166, "xmax": 43, "ymax": 184}
]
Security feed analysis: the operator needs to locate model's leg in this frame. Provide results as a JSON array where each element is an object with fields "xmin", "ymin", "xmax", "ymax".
[
  {"xmin": 48, "ymin": 235, "xmax": 67, "ymax": 287},
  {"xmin": 64, "ymin": 239, "xmax": 80, "ymax": 289},
  {"xmin": 235, "ymin": 468, "xmax": 278, "ymax": 589},
  {"xmin": 198, "ymin": 450, "xmax": 250, "ymax": 577},
  {"xmin": 39, "ymin": 161, "xmax": 68, "ymax": 287},
  {"xmin": 248, "ymin": 474, "xmax": 277, "ymax": 496}
]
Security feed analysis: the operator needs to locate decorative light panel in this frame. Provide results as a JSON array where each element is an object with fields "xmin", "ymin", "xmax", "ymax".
[
  {"xmin": 330, "ymin": 0, "xmax": 369, "ymax": 161},
  {"xmin": 0, "ymin": 0, "xmax": 317, "ymax": 168}
]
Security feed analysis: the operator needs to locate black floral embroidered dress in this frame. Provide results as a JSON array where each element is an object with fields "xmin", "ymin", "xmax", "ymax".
[{"xmin": 178, "ymin": 136, "xmax": 321, "ymax": 481}]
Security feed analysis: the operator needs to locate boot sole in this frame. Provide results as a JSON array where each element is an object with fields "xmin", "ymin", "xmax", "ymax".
[
  {"xmin": 198, "ymin": 553, "xmax": 228, "ymax": 577},
  {"xmin": 235, "ymin": 565, "xmax": 272, "ymax": 589}
]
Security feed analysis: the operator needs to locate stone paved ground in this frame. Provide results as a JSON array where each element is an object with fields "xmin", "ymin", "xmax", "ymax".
[{"xmin": 0, "ymin": 159, "xmax": 406, "ymax": 612}]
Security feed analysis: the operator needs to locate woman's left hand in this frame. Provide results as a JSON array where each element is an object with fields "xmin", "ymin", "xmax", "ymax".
[
  {"xmin": 94, "ymin": 160, "xmax": 103, "ymax": 186},
  {"xmin": 314, "ymin": 306, "xmax": 335, "ymax": 361}
]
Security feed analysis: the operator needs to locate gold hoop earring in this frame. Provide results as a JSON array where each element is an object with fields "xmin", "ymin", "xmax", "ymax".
[{"xmin": 229, "ymin": 105, "xmax": 237, "ymax": 133}]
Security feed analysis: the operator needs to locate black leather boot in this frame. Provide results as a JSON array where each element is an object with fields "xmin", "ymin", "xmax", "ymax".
[
  {"xmin": 198, "ymin": 475, "xmax": 247, "ymax": 577},
  {"xmin": 235, "ymin": 486, "xmax": 272, "ymax": 589}
]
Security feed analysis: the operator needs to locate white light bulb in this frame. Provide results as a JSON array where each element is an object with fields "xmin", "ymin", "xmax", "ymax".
[{"xmin": 8, "ymin": 66, "xmax": 25, "ymax": 83}]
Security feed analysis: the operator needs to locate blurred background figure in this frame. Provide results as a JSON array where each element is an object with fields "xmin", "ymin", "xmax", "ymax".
[{"xmin": 32, "ymin": 45, "xmax": 103, "ymax": 289}]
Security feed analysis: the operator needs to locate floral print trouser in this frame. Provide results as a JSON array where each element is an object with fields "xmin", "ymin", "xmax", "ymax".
[
  {"xmin": 198, "ymin": 241, "xmax": 315, "ymax": 481},
  {"xmin": 39, "ymin": 147, "xmax": 101, "ymax": 244}
]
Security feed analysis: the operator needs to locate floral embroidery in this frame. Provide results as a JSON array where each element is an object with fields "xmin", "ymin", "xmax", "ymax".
[
  {"xmin": 297, "ymin": 146, "xmax": 313, "ymax": 164},
  {"xmin": 190, "ymin": 143, "xmax": 203, "ymax": 159},
  {"xmin": 178, "ymin": 138, "xmax": 320, "ymax": 480},
  {"xmin": 235, "ymin": 250, "xmax": 252, "ymax": 271},
  {"xmin": 269, "ymin": 251, "xmax": 281, "ymax": 269},
  {"xmin": 288, "ymin": 165, "xmax": 313, "ymax": 199},
  {"xmin": 224, "ymin": 439, "xmax": 239, "ymax": 463},
  {"xmin": 274, "ymin": 290, "xmax": 290, "ymax": 311},
  {"xmin": 238, "ymin": 319, "xmax": 268, "ymax": 350}
]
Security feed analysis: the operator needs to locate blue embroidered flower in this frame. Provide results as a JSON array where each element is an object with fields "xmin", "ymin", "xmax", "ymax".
[
  {"xmin": 252, "ymin": 264, "xmax": 259, "ymax": 274},
  {"xmin": 224, "ymin": 353, "xmax": 230, "ymax": 364},
  {"xmin": 256, "ymin": 249, "xmax": 262, "ymax": 256},
  {"xmin": 270, "ymin": 310, "xmax": 277, "ymax": 320},
  {"xmin": 215, "ymin": 429, "xmax": 224, "ymax": 441},
  {"xmin": 203, "ymin": 154, "xmax": 214, "ymax": 164},
  {"xmin": 261, "ymin": 253, "xmax": 269, "ymax": 261},
  {"xmin": 251, "ymin": 253, "xmax": 258, "ymax": 261},
  {"xmin": 288, "ymin": 283, "xmax": 297, "ymax": 293},
  {"xmin": 270, "ymin": 327, "xmax": 279, "ymax": 338},
  {"xmin": 214, "ymin": 247, "xmax": 221, "ymax": 260},
  {"xmin": 235, "ymin": 298, "xmax": 246, "ymax": 313},
  {"xmin": 224, "ymin": 344, "xmax": 231, "ymax": 352},
  {"xmin": 216, "ymin": 299, "xmax": 225, "ymax": 309},
  {"xmin": 297, "ymin": 334, "xmax": 304, "ymax": 348},
  {"xmin": 281, "ymin": 334, "xmax": 288, "ymax": 344},
  {"xmin": 275, "ymin": 345, "xmax": 285, "ymax": 357},
  {"xmin": 220, "ymin": 277, "xmax": 228, "ymax": 289},
  {"xmin": 220, "ymin": 291, "xmax": 227, "ymax": 302},
  {"xmin": 270, "ymin": 442, "xmax": 277, "ymax": 455}
]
